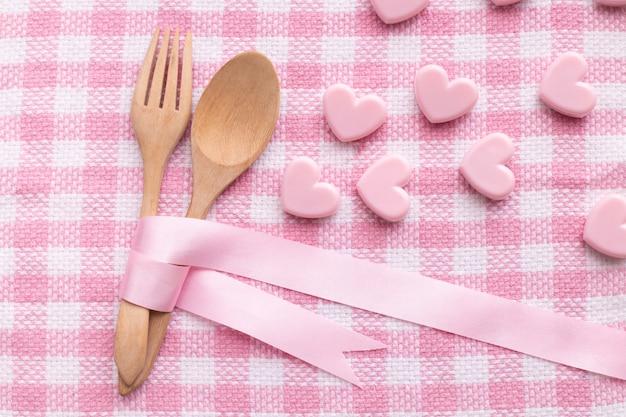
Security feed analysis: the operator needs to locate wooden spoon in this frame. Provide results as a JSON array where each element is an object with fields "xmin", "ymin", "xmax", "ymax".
[{"xmin": 119, "ymin": 51, "xmax": 281, "ymax": 395}]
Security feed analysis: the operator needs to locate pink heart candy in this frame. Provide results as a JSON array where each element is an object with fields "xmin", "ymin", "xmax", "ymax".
[
  {"xmin": 369, "ymin": 0, "xmax": 429, "ymax": 24},
  {"xmin": 490, "ymin": 0, "xmax": 521, "ymax": 5},
  {"xmin": 323, "ymin": 84, "xmax": 387, "ymax": 143},
  {"xmin": 281, "ymin": 157, "xmax": 340, "ymax": 219},
  {"xmin": 595, "ymin": 0, "xmax": 626, "ymax": 6},
  {"xmin": 414, "ymin": 65, "xmax": 479, "ymax": 123},
  {"xmin": 539, "ymin": 52, "xmax": 596, "ymax": 118},
  {"xmin": 357, "ymin": 155, "xmax": 412, "ymax": 222},
  {"xmin": 459, "ymin": 133, "xmax": 515, "ymax": 201},
  {"xmin": 583, "ymin": 194, "xmax": 626, "ymax": 259}
]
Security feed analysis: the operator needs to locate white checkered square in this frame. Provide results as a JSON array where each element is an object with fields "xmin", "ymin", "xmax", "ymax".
[
  {"xmin": 385, "ymin": 358, "xmax": 421, "ymax": 385},
  {"xmin": 322, "ymin": 36, "xmax": 357, "ymax": 63},
  {"xmin": 0, "ymin": 196, "xmax": 16, "ymax": 223},
  {"xmin": 519, "ymin": 191, "xmax": 552, "ymax": 219},
  {"xmin": 249, "ymin": 358, "xmax": 284, "ymax": 385},
  {"xmin": 319, "ymin": 141, "xmax": 358, "ymax": 168},
  {"xmin": 0, "ymin": 38, "xmax": 26, "ymax": 64},
  {"xmin": 385, "ymin": 316, "xmax": 421, "ymax": 330},
  {"xmin": 190, "ymin": 0, "xmax": 225, "ymax": 11},
  {"xmin": 584, "ymin": 32, "xmax": 626, "ymax": 58},
  {"xmin": 591, "ymin": 404, "xmax": 626, "ymax": 417},
  {"xmin": 0, "ymin": 141, "xmax": 20, "ymax": 167},
  {"xmin": 316, "ymin": 301, "xmax": 354, "ymax": 328},
  {"xmin": 116, "ymin": 140, "xmax": 142, "ymax": 167},
  {"xmin": 49, "ymin": 194, "xmax": 84, "ymax": 221},
  {"xmin": 0, "ymin": 302, "xmax": 14, "ymax": 329},
  {"xmin": 594, "ymin": 84, "xmax": 626, "ymax": 110},
  {"xmin": 519, "ymin": 84, "xmax": 542, "ymax": 111},
  {"xmin": 250, "ymin": 195, "xmax": 285, "ymax": 224},
  {"xmin": 520, "ymin": 244, "xmax": 553, "ymax": 272},
  {"xmin": 323, "ymin": 0, "xmax": 357, "ymax": 11},
  {"xmin": 454, "ymin": 193, "xmax": 487, "ymax": 222},
  {"xmin": 473, "ymin": 85, "xmax": 489, "ymax": 113},
  {"xmin": 585, "ymin": 189, "xmax": 626, "ymax": 213},
  {"xmin": 0, "ymin": 248, "xmax": 15, "ymax": 277},
  {"xmin": 387, "ymin": 36, "xmax": 421, "ymax": 62},
  {"xmin": 52, "ymin": 140, "xmax": 86, "ymax": 167},
  {"xmin": 256, "ymin": 37, "xmax": 290, "ymax": 63},
  {"xmin": 60, "ymin": 0, "xmax": 94, "ymax": 10},
  {"xmin": 0, "ymin": 88, "xmax": 22, "ymax": 116},
  {"xmin": 257, "ymin": 0, "xmax": 291, "ymax": 12},
  {"xmin": 454, "ymin": 0, "xmax": 486, "ymax": 10},
  {"xmin": 47, "ymin": 302, "xmax": 81, "ymax": 329},
  {"xmin": 455, "ymin": 139, "xmax": 475, "ymax": 167},
  {"xmin": 454, "ymin": 35, "xmax": 487, "ymax": 61},
  {"xmin": 0, "ymin": 356, "xmax": 11, "ymax": 384},
  {"xmin": 47, "ymin": 247, "xmax": 82, "ymax": 276},
  {"xmin": 519, "ymin": 32, "xmax": 551, "ymax": 58},
  {"xmin": 46, "ymin": 356, "xmax": 80, "ymax": 384},
  {"xmin": 180, "ymin": 357, "xmax": 216, "ymax": 385},
  {"xmin": 521, "ymin": 356, "xmax": 556, "ymax": 381},
  {"xmin": 523, "ymin": 409, "xmax": 559, "ymax": 417},
  {"xmin": 54, "ymin": 88, "xmax": 88, "ymax": 114},
  {"xmin": 57, "ymin": 36, "xmax": 91, "ymax": 62},
  {"xmin": 385, "ymin": 248, "xmax": 420, "ymax": 273},
  {"xmin": 454, "ymin": 355, "xmax": 490, "ymax": 384},
  {"xmin": 333, "ymin": 195, "xmax": 357, "ymax": 224},
  {"xmin": 586, "ymin": 295, "xmax": 626, "ymax": 324},
  {"xmin": 122, "ymin": 36, "xmax": 153, "ymax": 63},
  {"xmin": 114, "ymin": 194, "xmax": 140, "ymax": 221},
  {"xmin": 522, "ymin": 297, "xmax": 554, "ymax": 312},
  {"xmin": 193, "ymin": 36, "xmax": 224, "ymax": 63},
  {"xmin": 126, "ymin": 0, "xmax": 158, "ymax": 10},
  {"xmin": 519, "ymin": 136, "xmax": 552, "ymax": 164},
  {"xmin": 386, "ymin": 88, "xmax": 416, "ymax": 116},
  {"xmin": 113, "ymin": 246, "xmax": 130, "ymax": 276},
  {"xmin": 453, "ymin": 246, "xmax": 488, "ymax": 275},
  {"xmin": 585, "ymin": 135, "xmax": 626, "ymax": 163}
]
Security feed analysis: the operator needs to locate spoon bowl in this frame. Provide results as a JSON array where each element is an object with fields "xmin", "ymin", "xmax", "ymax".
[
  {"xmin": 119, "ymin": 51, "xmax": 280, "ymax": 395},
  {"xmin": 187, "ymin": 51, "xmax": 281, "ymax": 218}
]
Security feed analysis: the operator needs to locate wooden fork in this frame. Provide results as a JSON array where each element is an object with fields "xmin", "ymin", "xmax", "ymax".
[{"xmin": 114, "ymin": 27, "xmax": 192, "ymax": 394}]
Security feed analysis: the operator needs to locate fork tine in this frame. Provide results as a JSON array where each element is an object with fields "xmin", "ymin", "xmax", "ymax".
[
  {"xmin": 147, "ymin": 27, "xmax": 171, "ymax": 108},
  {"xmin": 133, "ymin": 28, "xmax": 160, "ymax": 106},
  {"xmin": 162, "ymin": 29, "xmax": 180, "ymax": 110},
  {"xmin": 178, "ymin": 31, "xmax": 193, "ymax": 115}
]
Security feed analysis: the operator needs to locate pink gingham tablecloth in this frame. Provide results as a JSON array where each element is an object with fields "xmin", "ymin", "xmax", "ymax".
[{"xmin": 2, "ymin": 0, "xmax": 626, "ymax": 415}]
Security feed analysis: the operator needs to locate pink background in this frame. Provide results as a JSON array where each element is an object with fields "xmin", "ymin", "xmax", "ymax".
[{"xmin": 2, "ymin": 0, "xmax": 626, "ymax": 415}]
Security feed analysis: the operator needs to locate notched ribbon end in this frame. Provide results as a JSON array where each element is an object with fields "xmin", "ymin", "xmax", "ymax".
[{"xmin": 338, "ymin": 338, "xmax": 387, "ymax": 388}]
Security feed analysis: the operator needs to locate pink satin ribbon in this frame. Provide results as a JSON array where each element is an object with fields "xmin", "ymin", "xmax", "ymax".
[{"xmin": 121, "ymin": 216, "xmax": 626, "ymax": 382}]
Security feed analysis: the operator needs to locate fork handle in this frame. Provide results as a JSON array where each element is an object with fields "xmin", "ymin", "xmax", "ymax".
[
  {"xmin": 115, "ymin": 157, "xmax": 168, "ymax": 389},
  {"xmin": 118, "ymin": 310, "xmax": 172, "ymax": 395},
  {"xmin": 115, "ymin": 300, "xmax": 150, "ymax": 387},
  {"xmin": 139, "ymin": 156, "xmax": 169, "ymax": 217}
]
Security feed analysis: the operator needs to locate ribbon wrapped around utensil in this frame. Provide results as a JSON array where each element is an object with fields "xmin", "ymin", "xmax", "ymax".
[
  {"xmin": 121, "ymin": 216, "xmax": 626, "ymax": 383},
  {"xmin": 120, "ymin": 248, "xmax": 385, "ymax": 386}
]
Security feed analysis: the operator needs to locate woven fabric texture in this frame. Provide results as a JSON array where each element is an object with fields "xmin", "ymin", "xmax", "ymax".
[{"xmin": 2, "ymin": 0, "xmax": 626, "ymax": 415}]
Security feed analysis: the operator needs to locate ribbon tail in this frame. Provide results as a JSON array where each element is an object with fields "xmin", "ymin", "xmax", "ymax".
[
  {"xmin": 132, "ymin": 216, "xmax": 626, "ymax": 381},
  {"xmin": 176, "ymin": 268, "xmax": 385, "ymax": 385},
  {"xmin": 308, "ymin": 322, "xmax": 386, "ymax": 387}
]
